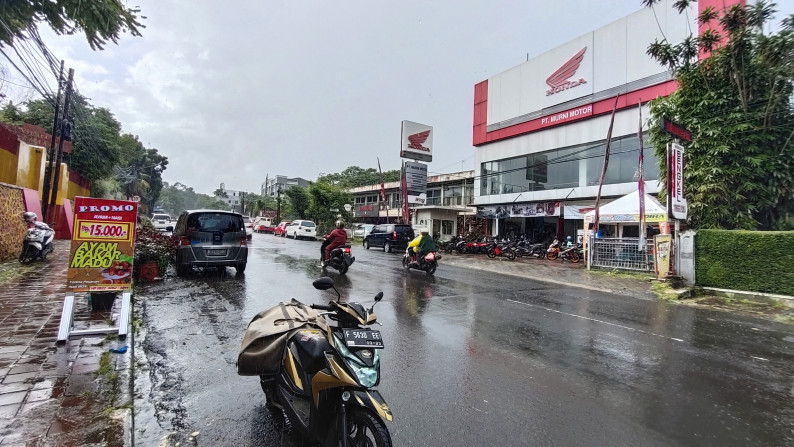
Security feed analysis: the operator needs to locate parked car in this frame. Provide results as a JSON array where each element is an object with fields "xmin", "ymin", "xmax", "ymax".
[
  {"xmin": 353, "ymin": 224, "xmax": 374, "ymax": 238},
  {"xmin": 363, "ymin": 223, "xmax": 415, "ymax": 253},
  {"xmin": 242, "ymin": 216, "xmax": 254, "ymax": 239},
  {"xmin": 151, "ymin": 213, "xmax": 174, "ymax": 232},
  {"xmin": 273, "ymin": 221, "xmax": 290, "ymax": 237},
  {"xmin": 253, "ymin": 217, "xmax": 274, "ymax": 233},
  {"xmin": 286, "ymin": 220, "xmax": 317, "ymax": 240},
  {"xmin": 171, "ymin": 210, "xmax": 248, "ymax": 276}
]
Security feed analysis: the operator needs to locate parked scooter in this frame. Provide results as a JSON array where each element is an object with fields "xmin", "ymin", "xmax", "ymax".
[
  {"xmin": 486, "ymin": 240, "xmax": 516, "ymax": 260},
  {"xmin": 239, "ymin": 277, "xmax": 393, "ymax": 447},
  {"xmin": 402, "ymin": 248, "xmax": 441, "ymax": 275},
  {"xmin": 559, "ymin": 243, "xmax": 582, "ymax": 263},
  {"xmin": 321, "ymin": 238, "xmax": 355, "ymax": 274},
  {"xmin": 546, "ymin": 238, "xmax": 561, "ymax": 260},
  {"xmin": 20, "ymin": 223, "xmax": 55, "ymax": 264}
]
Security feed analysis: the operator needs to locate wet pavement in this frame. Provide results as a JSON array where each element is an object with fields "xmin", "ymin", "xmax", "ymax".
[
  {"xmin": 133, "ymin": 233, "xmax": 794, "ymax": 446},
  {"xmin": 0, "ymin": 240, "xmax": 130, "ymax": 446}
]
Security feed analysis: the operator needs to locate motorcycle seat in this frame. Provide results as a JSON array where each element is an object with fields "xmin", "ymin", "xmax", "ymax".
[{"xmin": 290, "ymin": 331, "xmax": 333, "ymax": 375}]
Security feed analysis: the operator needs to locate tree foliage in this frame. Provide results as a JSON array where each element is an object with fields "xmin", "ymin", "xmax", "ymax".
[
  {"xmin": 307, "ymin": 182, "xmax": 352, "ymax": 233},
  {"xmin": 316, "ymin": 165, "xmax": 400, "ymax": 188},
  {"xmin": 285, "ymin": 186, "xmax": 310, "ymax": 220},
  {"xmin": 645, "ymin": 0, "xmax": 794, "ymax": 230},
  {"xmin": 0, "ymin": 0, "xmax": 144, "ymax": 50},
  {"xmin": 158, "ymin": 182, "xmax": 227, "ymax": 216}
]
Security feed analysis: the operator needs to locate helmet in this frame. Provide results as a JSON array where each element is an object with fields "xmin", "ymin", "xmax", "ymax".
[
  {"xmin": 335, "ymin": 220, "xmax": 344, "ymax": 229},
  {"xmin": 566, "ymin": 236, "xmax": 572, "ymax": 241},
  {"xmin": 22, "ymin": 212, "xmax": 37, "ymax": 223},
  {"xmin": 420, "ymin": 227, "xmax": 430, "ymax": 234}
]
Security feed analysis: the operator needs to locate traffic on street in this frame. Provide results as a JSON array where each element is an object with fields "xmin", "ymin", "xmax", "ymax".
[{"xmin": 132, "ymin": 232, "xmax": 794, "ymax": 446}]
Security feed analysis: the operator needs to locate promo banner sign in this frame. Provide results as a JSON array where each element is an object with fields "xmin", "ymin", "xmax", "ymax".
[
  {"xmin": 67, "ymin": 197, "xmax": 138, "ymax": 292},
  {"xmin": 405, "ymin": 161, "xmax": 428, "ymax": 205},
  {"xmin": 668, "ymin": 142, "xmax": 687, "ymax": 220},
  {"xmin": 400, "ymin": 120, "xmax": 433, "ymax": 162}
]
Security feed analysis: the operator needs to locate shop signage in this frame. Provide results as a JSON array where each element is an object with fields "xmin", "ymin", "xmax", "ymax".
[
  {"xmin": 654, "ymin": 234, "xmax": 672, "ymax": 278},
  {"xmin": 405, "ymin": 161, "xmax": 428, "ymax": 204},
  {"xmin": 540, "ymin": 104, "xmax": 593, "ymax": 128},
  {"xmin": 67, "ymin": 197, "xmax": 138, "ymax": 292},
  {"xmin": 545, "ymin": 47, "xmax": 588, "ymax": 96},
  {"xmin": 400, "ymin": 120, "xmax": 433, "ymax": 162},
  {"xmin": 668, "ymin": 142, "xmax": 687, "ymax": 220},
  {"xmin": 660, "ymin": 118, "xmax": 692, "ymax": 142},
  {"xmin": 477, "ymin": 202, "xmax": 559, "ymax": 219},
  {"xmin": 355, "ymin": 204, "xmax": 379, "ymax": 218}
]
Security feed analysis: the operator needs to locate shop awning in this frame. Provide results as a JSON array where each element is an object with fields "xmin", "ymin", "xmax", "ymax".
[{"xmin": 584, "ymin": 191, "xmax": 667, "ymax": 223}]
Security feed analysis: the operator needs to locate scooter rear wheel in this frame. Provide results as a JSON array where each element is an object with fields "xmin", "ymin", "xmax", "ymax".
[
  {"xmin": 546, "ymin": 252, "xmax": 558, "ymax": 260},
  {"xmin": 343, "ymin": 407, "xmax": 392, "ymax": 447},
  {"xmin": 425, "ymin": 263, "xmax": 436, "ymax": 275}
]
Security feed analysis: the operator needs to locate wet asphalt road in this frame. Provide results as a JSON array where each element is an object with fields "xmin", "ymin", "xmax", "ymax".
[{"xmin": 132, "ymin": 233, "xmax": 794, "ymax": 446}]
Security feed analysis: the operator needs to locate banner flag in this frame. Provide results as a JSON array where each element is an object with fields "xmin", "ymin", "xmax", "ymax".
[
  {"xmin": 593, "ymin": 95, "xmax": 620, "ymax": 234},
  {"xmin": 638, "ymin": 100, "xmax": 646, "ymax": 251}
]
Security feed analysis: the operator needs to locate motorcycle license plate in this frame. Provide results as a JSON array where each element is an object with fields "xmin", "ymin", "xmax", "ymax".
[
  {"xmin": 342, "ymin": 329, "xmax": 384, "ymax": 348},
  {"xmin": 205, "ymin": 249, "xmax": 227, "ymax": 256}
]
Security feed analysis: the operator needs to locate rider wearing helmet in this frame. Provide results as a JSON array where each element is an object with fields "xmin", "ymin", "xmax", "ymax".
[
  {"xmin": 407, "ymin": 227, "xmax": 436, "ymax": 265},
  {"xmin": 322, "ymin": 220, "xmax": 348, "ymax": 266},
  {"xmin": 22, "ymin": 212, "xmax": 51, "ymax": 231},
  {"xmin": 564, "ymin": 235, "xmax": 574, "ymax": 247}
]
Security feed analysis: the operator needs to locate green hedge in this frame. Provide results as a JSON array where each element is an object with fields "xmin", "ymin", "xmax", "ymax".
[{"xmin": 695, "ymin": 230, "xmax": 794, "ymax": 296}]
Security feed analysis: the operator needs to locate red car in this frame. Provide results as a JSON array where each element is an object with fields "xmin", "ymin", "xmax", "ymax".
[{"xmin": 273, "ymin": 221, "xmax": 290, "ymax": 237}]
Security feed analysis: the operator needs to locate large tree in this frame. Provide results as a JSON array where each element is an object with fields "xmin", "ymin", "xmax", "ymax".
[
  {"xmin": 644, "ymin": 0, "xmax": 794, "ymax": 229},
  {"xmin": 285, "ymin": 186, "xmax": 310, "ymax": 220},
  {"xmin": 317, "ymin": 165, "xmax": 401, "ymax": 188},
  {"xmin": 307, "ymin": 182, "xmax": 352, "ymax": 232},
  {"xmin": 0, "ymin": 0, "xmax": 144, "ymax": 50}
]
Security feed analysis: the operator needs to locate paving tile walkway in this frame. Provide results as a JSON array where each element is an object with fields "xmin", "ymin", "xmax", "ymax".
[{"xmin": 0, "ymin": 240, "xmax": 129, "ymax": 446}]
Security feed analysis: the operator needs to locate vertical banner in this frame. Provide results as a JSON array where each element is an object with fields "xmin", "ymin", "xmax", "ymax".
[
  {"xmin": 377, "ymin": 157, "xmax": 389, "ymax": 222},
  {"xmin": 669, "ymin": 142, "xmax": 687, "ymax": 220},
  {"xmin": 67, "ymin": 197, "xmax": 138, "ymax": 292},
  {"xmin": 654, "ymin": 234, "xmax": 672, "ymax": 278},
  {"xmin": 637, "ymin": 100, "xmax": 646, "ymax": 251}
]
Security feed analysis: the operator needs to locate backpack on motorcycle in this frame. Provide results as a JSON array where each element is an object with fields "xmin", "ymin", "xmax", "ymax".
[{"xmin": 237, "ymin": 299, "xmax": 328, "ymax": 376}]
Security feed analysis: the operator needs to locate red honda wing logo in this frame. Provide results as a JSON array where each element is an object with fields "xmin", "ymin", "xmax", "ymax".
[
  {"xmin": 546, "ymin": 47, "xmax": 587, "ymax": 96},
  {"xmin": 407, "ymin": 130, "xmax": 431, "ymax": 152}
]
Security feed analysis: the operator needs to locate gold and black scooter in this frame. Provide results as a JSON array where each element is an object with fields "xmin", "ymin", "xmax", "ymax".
[{"xmin": 259, "ymin": 277, "xmax": 393, "ymax": 447}]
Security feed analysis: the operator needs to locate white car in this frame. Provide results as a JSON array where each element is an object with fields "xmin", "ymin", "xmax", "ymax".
[
  {"xmin": 286, "ymin": 220, "xmax": 317, "ymax": 240},
  {"xmin": 242, "ymin": 216, "xmax": 254, "ymax": 239},
  {"xmin": 151, "ymin": 213, "xmax": 174, "ymax": 232},
  {"xmin": 353, "ymin": 224, "xmax": 374, "ymax": 238}
]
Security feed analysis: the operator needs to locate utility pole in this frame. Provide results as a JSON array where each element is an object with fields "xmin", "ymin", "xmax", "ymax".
[
  {"xmin": 47, "ymin": 68, "xmax": 74, "ymax": 221},
  {"xmin": 276, "ymin": 188, "xmax": 282, "ymax": 223},
  {"xmin": 41, "ymin": 61, "xmax": 64, "ymax": 222}
]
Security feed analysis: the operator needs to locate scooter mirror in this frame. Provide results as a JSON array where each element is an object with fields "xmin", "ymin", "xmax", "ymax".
[
  {"xmin": 374, "ymin": 292, "xmax": 383, "ymax": 302},
  {"xmin": 313, "ymin": 277, "xmax": 335, "ymax": 290}
]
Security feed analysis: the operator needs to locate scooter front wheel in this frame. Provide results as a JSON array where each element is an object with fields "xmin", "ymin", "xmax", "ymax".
[
  {"xmin": 343, "ymin": 407, "xmax": 392, "ymax": 447},
  {"xmin": 19, "ymin": 245, "xmax": 37, "ymax": 264}
]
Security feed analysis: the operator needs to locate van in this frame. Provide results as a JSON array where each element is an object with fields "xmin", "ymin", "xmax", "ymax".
[
  {"xmin": 172, "ymin": 210, "xmax": 249, "ymax": 276},
  {"xmin": 363, "ymin": 224, "xmax": 415, "ymax": 253}
]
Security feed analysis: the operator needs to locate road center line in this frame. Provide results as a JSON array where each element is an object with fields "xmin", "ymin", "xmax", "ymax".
[{"xmin": 506, "ymin": 299, "xmax": 684, "ymax": 342}]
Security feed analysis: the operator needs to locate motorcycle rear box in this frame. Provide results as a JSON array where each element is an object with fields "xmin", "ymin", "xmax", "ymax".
[{"xmin": 237, "ymin": 299, "xmax": 327, "ymax": 376}]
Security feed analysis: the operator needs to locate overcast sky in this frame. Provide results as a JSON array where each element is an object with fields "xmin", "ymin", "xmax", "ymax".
[{"xmin": 6, "ymin": 0, "xmax": 793, "ymax": 195}]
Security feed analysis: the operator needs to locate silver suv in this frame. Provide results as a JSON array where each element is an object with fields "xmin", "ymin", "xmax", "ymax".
[{"xmin": 172, "ymin": 210, "xmax": 249, "ymax": 276}]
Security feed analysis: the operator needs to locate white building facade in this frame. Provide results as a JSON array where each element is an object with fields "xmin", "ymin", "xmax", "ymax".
[{"xmin": 472, "ymin": 0, "xmax": 719, "ymax": 241}]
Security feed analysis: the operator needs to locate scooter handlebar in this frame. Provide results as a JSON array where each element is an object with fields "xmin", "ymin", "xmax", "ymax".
[{"xmin": 310, "ymin": 304, "xmax": 334, "ymax": 312}]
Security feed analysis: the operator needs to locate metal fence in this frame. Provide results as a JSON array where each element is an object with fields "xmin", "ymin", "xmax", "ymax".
[{"xmin": 589, "ymin": 237, "xmax": 655, "ymax": 271}]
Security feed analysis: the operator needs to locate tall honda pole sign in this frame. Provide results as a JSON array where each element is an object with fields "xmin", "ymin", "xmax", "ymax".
[
  {"xmin": 661, "ymin": 118, "xmax": 692, "ymax": 276},
  {"xmin": 399, "ymin": 121, "xmax": 433, "ymax": 224}
]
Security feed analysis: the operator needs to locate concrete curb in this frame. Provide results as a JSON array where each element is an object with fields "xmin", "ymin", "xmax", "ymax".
[{"xmin": 697, "ymin": 287, "xmax": 794, "ymax": 308}]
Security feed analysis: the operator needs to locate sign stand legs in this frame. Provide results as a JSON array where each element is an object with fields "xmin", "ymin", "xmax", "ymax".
[{"xmin": 56, "ymin": 291, "xmax": 131, "ymax": 343}]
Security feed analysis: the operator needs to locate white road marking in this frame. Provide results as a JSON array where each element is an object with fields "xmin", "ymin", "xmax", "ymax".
[{"xmin": 506, "ymin": 299, "xmax": 685, "ymax": 342}]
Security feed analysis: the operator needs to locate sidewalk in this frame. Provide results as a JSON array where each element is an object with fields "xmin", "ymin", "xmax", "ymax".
[
  {"xmin": 440, "ymin": 251, "xmax": 657, "ymax": 300},
  {"xmin": 0, "ymin": 240, "xmax": 130, "ymax": 446}
]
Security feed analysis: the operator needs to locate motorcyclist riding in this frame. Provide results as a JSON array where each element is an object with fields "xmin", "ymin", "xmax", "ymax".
[
  {"xmin": 321, "ymin": 220, "xmax": 348, "ymax": 267},
  {"xmin": 22, "ymin": 211, "xmax": 51, "ymax": 231},
  {"xmin": 408, "ymin": 227, "xmax": 436, "ymax": 266}
]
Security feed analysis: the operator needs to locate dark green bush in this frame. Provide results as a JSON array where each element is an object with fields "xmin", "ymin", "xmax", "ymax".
[{"xmin": 695, "ymin": 230, "xmax": 794, "ymax": 296}]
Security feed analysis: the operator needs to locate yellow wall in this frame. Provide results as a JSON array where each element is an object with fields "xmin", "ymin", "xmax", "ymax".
[
  {"xmin": 16, "ymin": 142, "xmax": 46, "ymax": 191},
  {"xmin": 67, "ymin": 173, "xmax": 91, "ymax": 200},
  {"xmin": 0, "ymin": 148, "xmax": 17, "ymax": 184}
]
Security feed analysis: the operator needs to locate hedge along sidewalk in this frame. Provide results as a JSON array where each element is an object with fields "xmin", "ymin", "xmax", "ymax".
[{"xmin": 695, "ymin": 229, "xmax": 794, "ymax": 297}]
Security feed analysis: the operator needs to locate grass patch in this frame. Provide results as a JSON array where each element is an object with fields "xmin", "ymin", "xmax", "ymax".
[
  {"xmin": 652, "ymin": 281, "xmax": 682, "ymax": 301},
  {"xmin": 591, "ymin": 268, "xmax": 653, "ymax": 281},
  {"xmin": 97, "ymin": 352, "xmax": 113, "ymax": 376}
]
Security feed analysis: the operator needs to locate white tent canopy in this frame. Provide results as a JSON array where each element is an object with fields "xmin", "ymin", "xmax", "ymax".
[{"xmin": 584, "ymin": 190, "xmax": 667, "ymax": 223}]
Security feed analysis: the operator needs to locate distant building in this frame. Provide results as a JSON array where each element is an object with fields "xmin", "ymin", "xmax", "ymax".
[
  {"xmin": 347, "ymin": 170, "xmax": 475, "ymax": 241},
  {"xmin": 262, "ymin": 176, "xmax": 311, "ymax": 197},
  {"xmin": 215, "ymin": 183, "xmax": 246, "ymax": 213}
]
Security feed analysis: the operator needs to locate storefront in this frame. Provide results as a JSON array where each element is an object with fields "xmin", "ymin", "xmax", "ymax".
[{"xmin": 472, "ymin": 0, "xmax": 734, "ymax": 241}]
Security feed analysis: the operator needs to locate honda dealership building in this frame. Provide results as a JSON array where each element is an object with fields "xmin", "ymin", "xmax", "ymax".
[{"xmin": 472, "ymin": 0, "xmax": 736, "ymax": 241}]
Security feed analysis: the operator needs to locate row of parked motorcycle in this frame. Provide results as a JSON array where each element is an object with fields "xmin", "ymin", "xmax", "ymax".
[{"xmin": 439, "ymin": 235, "xmax": 583, "ymax": 263}]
